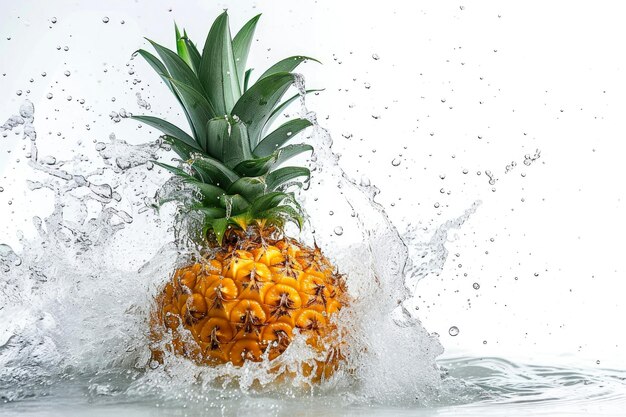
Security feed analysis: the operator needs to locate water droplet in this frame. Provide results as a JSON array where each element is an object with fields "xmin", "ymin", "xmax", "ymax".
[
  {"xmin": 596, "ymin": 360, "xmax": 601, "ymax": 365},
  {"xmin": 473, "ymin": 283, "xmax": 480, "ymax": 290},
  {"xmin": 333, "ymin": 226, "xmax": 343, "ymax": 236},
  {"xmin": 63, "ymin": 46, "xmax": 69, "ymax": 51},
  {"xmin": 41, "ymin": 72, "xmax": 47, "ymax": 77},
  {"xmin": 102, "ymin": 16, "xmax": 110, "ymax": 23},
  {"xmin": 41, "ymin": 156, "xmax": 56, "ymax": 165},
  {"xmin": 483, "ymin": 340, "xmax": 487, "ymax": 344},
  {"xmin": 391, "ymin": 158, "xmax": 401, "ymax": 167},
  {"xmin": 16, "ymin": 90, "xmax": 22, "ymax": 96},
  {"xmin": 46, "ymin": 93, "xmax": 53, "ymax": 99},
  {"xmin": 434, "ymin": 202, "xmax": 440, "ymax": 208},
  {"xmin": 449, "ymin": 326, "xmax": 459, "ymax": 336},
  {"xmin": 364, "ymin": 82, "xmax": 371, "ymax": 89},
  {"xmin": 371, "ymin": 53, "xmax": 380, "ymax": 60},
  {"xmin": 51, "ymin": 17, "xmax": 57, "ymax": 23},
  {"xmin": 329, "ymin": 210, "xmax": 334, "ymax": 216},
  {"xmin": 64, "ymin": 70, "xmax": 71, "ymax": 77}
]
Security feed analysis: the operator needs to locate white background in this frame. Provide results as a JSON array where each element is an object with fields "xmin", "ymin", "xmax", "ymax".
[{"xmin": 1, "ymin": 0, "xmax": 625, "ymax": 369}]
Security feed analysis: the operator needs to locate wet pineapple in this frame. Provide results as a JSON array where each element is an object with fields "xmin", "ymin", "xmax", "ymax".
[
  {"xmin": 152, "ymin": 231, "xmax": 344, "ymax": 377},
  {"xmin": 134, "ymin": 11, "xmax": 346, "ymax": 378}
]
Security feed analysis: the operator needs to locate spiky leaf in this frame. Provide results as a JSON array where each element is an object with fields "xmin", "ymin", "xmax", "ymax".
[
  {"xmin": 266, "ymin": 166, "xmax": 310, "ymax": 191},
  {"xmin": 258, "ymin": 56, "xmax": 319, "ymax": 81},
  {"xmin": 167, "ymin": 77, "xmax": 217, "ymax": 144},
  {"xmin": 232, "ymin": 72, "xmax": 295, "ymax": 148},
  {"xmin": 254, "ymin": 118, "xmax": 312, "ymax": 156},
  {"xmin": 224, "ymin": 118, "xmax": 253, "ymax": 168},
  {"xmin": 147, "ymin": 38, "xmax": 205, "ymax": 95},
  {"xmin": 232, "ymin": 14, "xmax": 261, "ymax": 89},
  {"xmin": 263, "ymin": 89, "xmax": 322, "ymax": 136},
  {"xmin": 132, "ymin": 115, "xmax": 200, "ymax": 151},
  {"xmin": 199, "ymin": 11, "xmax": 241, "ymax": 115},
  {"xmin": 189, "ymin": 155, "xmax": 239, "ymax": 188}
]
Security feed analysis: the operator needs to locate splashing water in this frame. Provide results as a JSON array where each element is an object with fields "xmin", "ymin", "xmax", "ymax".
[{"xmin": 1, "ymin": 83, "xmax": 626, "ymax": 416}]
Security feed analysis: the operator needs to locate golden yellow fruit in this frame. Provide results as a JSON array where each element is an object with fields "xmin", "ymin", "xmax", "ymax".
[{"xmin": 151, "ymin": 230, "xmax": 346, "ymax": 379}]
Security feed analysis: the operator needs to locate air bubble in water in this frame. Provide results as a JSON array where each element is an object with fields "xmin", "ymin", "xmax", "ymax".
[
  {"xmin": 372, "ymin": 53, "xmax": 380, "ymax": 60},
  {"xmin": 473, "ymin": 283, "xmax": 480, "ymax": 290},
  {"xmin": 102, "ymin": 16, "xmax": 110, "ymax": 23},
  {"xmin": 46, "ymin": 93, "xmax": 53, "ymax": 99},
  {"xmin": 449, "ymin": 326, "xmax": 460, "ymax": 336},
  {"xmin": 64, "ymin": 70, "xmax": 71, "ymax": 76},
  {"xmin": 333, "ymin": 226, "xmax": 344, "ymax": 236},
  {"xmin": 51, "ymin": 17, "xmax": 57, "ymax": 23},
  {"xmin": 391, "ymin": 158, "xmax": 401, "ymax": 166}
]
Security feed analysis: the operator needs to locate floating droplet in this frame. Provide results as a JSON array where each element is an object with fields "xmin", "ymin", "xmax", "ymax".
[
  {"xmin": 449, "ymin": 326, "xmax": 459, "ymax": 336},
  {"xmin": 41, "ymin": 156, "xmax": 57, "ymax": 165},
  {"xmin": 64, "ymin": 70, "xmax": 71, "ymax": 77},
  {"xmin": 51, "ymin": 17, "xmax": 57, "ymax": 23},
  {"xmin": 333, "ymin": 226, "xmax": 344, "ymax": 236},
  {"xmin": 46, "ymin": 93, "xmax": 53, "ymax": 99},
  {"xmin": 391, "ymin": 158, "xmax": 401, "ymax": 167},
  {"xmin": 371, "ymin": 53, "xmax": 380, "ymax": 60},
  {"xmin": 102, "ymin": 16, "xmax": 110, "ymax": 23}
]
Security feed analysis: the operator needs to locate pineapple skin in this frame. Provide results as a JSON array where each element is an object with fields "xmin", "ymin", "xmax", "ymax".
[{"xmin": 151, "ymin": 235, "xmax": 345, "ymax": 378}]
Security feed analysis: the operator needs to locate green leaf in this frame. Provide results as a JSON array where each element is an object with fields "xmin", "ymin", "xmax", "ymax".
[
  {"xmin": 146, "ymin": 38, "xmax": 205, "ymax": 95},
  {"xmin": 243, "ymin": 68, "xmax": 253, "ymax": 91},
  {"xmin": 205, "ymin": 117, "xmax": 229, "ymax": 159},
  {"xmin": 254, "ymin": 118, "xmax": 312, "ymax": 156},
  {"xmin": 199, "ymin": 11, "xmax": 241, "ymax": 115},
  {"xmin": 162, "ymin": 135, "xmax": 199, "ymax": 160},
  {"xmin": 273, "ymin": 144, "xmax": 313, "ymax": 166},
  {"xmin": 258, "ymin": 56, "xmax": 320, "ymax": 81},
  {"xmin": 183, "ymin": 38, "xmax": 202, "ymax": 74},
  {"xmin": 131, "ymin": 115, "xmax": 200, "ymax": 151},
  {"xmin": 193, "ymin": 206, "xmax": 227, "ymax": 219},
  {"xmin": 219, "ymin": 194, "xmax": 250, "ymax": 214},
  {"xmin": 135, "ymin": 50, "xmax": 198, "ymax": 138},
  {"xmin": 233, "ymin": 153, "xmax": 275, "ymax": 177},
  {"xmin": 207, "ymin": 217, "xmax": 229, "ymax": 245},
  {"xmin": 175, "ymin": 24, "xmax": 193, "ymax": 69},
  {"xmin": 227, "ymin": 176, "xmax": 266, "ymax": 201},
  {"xmin": 222, "ymin": 118, "xmax": 252, "ymax": 168},
  {"xmin": 152, "ymin": 161, "xmax": 194, "ymax": 180},
  {"xmin": 232, "ymin": 72, "xmax": 295, "ymax": 148},
  {"xmin": 135, "ymin": 49, "xmax": 176, "ymax": 96},
  {"xmin": 234, "ymin": 144, "xmax": 313, "ymax": 177},
  {"xmin": 257, "ymin": 205, "xmax": 304, "ymax": 229},
  {"xmin": 263, "ymin": 89, "xmax": 322, "ymax": 136},
  {"xmin": 167, "ymin": 77, "xmax": 217, "ymax": 144},
  {"xmin": 266, "ymin": 166, "xmax": 310, "ymax": 191},
  {"xmin": 232, "ymin": 14, "xmax": 261, "ymax": 90},
  {"xmin": 182, "ymin": 179, "xmax": 226, "ymax": 206},
  {"xmin": 250, "ymin": 191, "xmax": 293, "ymax": 213},
  {"xmin": 189, "ymin": 155, "xmax": 240, "ymax": 188}
]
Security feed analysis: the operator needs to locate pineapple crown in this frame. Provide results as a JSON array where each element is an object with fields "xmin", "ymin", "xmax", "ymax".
[{"xmin": 131, "ymin": 11, "xmax": 320, "ymax": 244}]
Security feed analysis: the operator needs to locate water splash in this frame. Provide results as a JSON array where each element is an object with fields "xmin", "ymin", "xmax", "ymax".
[{"xmin": 0, "ymin": 84, "xmax": 473, "ymax": 406}]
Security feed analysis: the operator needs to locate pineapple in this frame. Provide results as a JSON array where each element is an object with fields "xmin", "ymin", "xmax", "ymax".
[{"xmin": 132, "ymin": 12, "xmax": 346, "ymax": 379}]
